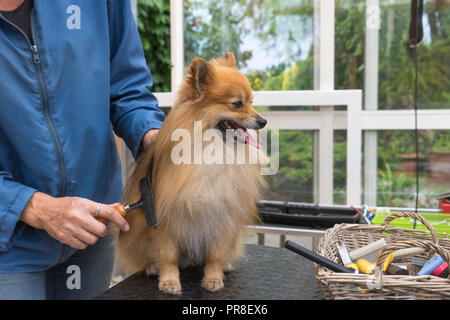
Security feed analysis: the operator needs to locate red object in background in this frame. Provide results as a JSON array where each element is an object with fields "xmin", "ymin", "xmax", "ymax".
[
  {"xmin": 441, "ymin": 201, "xmax": 450, "ymax": 214},
  {"xmin": 437, "ymin": 193, "xmax": 450, "ymax": 214}
]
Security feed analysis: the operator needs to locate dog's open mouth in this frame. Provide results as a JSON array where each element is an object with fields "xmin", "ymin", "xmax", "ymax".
[{"xmin": 218, "ymin": 120, "xmax": 261, "ymax": 149}]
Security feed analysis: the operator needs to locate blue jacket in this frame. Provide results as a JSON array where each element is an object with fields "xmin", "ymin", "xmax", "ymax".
[{"xmin": 0, "ymin": 0, "xmax": 165, "ymax": 272}]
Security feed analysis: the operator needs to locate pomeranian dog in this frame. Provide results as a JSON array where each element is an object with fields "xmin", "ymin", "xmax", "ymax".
[{"xmin": 116, "ymin": 52, "xmax": 268, "ymax": 294}]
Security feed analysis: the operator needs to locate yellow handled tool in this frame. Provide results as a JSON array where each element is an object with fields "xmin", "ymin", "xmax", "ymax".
[{"xmin": 356, "ymin": 252, "xmax": 393, "ymax": 274}]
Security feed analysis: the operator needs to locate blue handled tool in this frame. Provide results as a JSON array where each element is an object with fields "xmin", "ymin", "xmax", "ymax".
[{"xmin": 417, "ymin": 254, "xmax": 446, "ymax": 276}]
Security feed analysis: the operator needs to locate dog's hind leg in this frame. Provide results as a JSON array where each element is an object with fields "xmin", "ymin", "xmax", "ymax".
[{"xmin": 221, "ymin": 229, "xmax": 246, "ymax": 274}]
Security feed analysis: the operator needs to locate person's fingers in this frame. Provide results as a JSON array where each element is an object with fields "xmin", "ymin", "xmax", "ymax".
[
  {"xmin": 56, "ymin": 221, "xmax": 97, "ymax": 249},
  {"xmin": 96, "ymin": 203, "xmax": 130, "ymax": 232},
  {"xmin": 65, "ymin": 236, "xmax": 88, "ymax": 250},
  {"xmin": 82, "ymin": 199, "xmax": 129, "ymax": 232},
  {"xmin": 79, "ymin": 214, "xmax": 108, "ymax": 237},
  {"xmin": 73, "ymin": 227, "xmax": 99, "ymax": 246},
  {"xmin": 65, "ymin": 200, "xmax": 108, "ymax": 237}
]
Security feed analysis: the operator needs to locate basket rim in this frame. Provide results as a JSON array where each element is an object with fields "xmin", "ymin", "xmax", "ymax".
[{"xmin": 320, "ymin": 222, "xmax": 450, "ymax": 241}]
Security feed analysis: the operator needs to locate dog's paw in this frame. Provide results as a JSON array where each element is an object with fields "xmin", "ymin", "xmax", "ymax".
[
  {"xmin": 145, "ymin": 265, "xmax": 159, "ymax": 276},
  {"xmin": 201, "ymin": 277, "xmax": 224, "ymax": 292},
  {"xmin": 158, "ymin": 279, "xmax": 182, "ymax": 295}
]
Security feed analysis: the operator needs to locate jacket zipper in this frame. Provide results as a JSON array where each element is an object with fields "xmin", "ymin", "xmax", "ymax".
[
  {"xmin": 0, "ymin": 13, "xmax": 68, "ymax": 197},
  {"xmin": 0, "ymin": 13, "xmax": 69, "ymax": 262}
]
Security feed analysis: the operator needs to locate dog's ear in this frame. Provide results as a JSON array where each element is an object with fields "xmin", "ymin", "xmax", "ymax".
[
  {"xmin": 187, "ymin": 57, "xmax": 212, "ymax": 95},
  {"xmin": 213, "ymin": 52, "xmax": 237, "ymax": 68},
  {"xmin": 222, "ymin": 52, "xmax": 237, "ymax": 68}
]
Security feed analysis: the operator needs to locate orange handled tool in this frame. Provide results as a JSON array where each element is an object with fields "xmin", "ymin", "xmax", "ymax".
[
  {"xmin": 96, "ymin": 203, "xmax": 126, "ymax": 224},
  {"xmin": 96, "ymin": 178, "xmax": 157, "ymax": 228}
]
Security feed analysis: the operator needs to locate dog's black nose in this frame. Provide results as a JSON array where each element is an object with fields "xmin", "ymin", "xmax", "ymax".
[{"xmin": 256, "ymin": 117, "xmax": 267, "ymax": 129}]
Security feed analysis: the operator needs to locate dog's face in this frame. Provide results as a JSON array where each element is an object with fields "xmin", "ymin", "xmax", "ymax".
[{"xmin": 184, "ymin": 52, "xmax": 267, "ymax": 148}]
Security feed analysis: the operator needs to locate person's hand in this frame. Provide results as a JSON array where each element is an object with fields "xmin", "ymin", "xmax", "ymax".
[
  {"xmin": 20, "ymin": 192, "xmax": 130, "ymax": 250},
  {"xmin": 141, "ymin": 129, "xmax": 159, "ymax": 150}
]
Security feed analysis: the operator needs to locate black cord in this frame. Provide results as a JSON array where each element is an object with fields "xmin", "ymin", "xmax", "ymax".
[
  {"xmin": 411, "ymin": 0, "xmax": 423, "ymax": 229},
  {"xmin": 413, "ymin": 46, "xmax": 419, "ymax": 228}
]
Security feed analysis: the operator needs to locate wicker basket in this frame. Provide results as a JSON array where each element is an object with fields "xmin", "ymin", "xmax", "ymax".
[{"xmin": 316, "ymin": 211, "xmax": 450, "ymax": 300}]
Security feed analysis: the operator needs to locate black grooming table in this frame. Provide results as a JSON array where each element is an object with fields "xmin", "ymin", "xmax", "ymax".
[{"xmin": 96, "ymin": 244, "xmax": 324, "ymax": 300}]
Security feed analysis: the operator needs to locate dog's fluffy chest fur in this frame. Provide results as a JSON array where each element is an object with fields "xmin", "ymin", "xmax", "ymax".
[{"xmin": 158, "ymin": 162, "xmax": 262, "ymax": 266}]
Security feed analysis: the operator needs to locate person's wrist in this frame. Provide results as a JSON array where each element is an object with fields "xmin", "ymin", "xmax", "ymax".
[
  {"xmin": 141, "ymin": 129, "xmax": 160, "ymax": 150},
  {"xmin": 20, "ymin": 192, "xmax": 54, "ymax": 229}
]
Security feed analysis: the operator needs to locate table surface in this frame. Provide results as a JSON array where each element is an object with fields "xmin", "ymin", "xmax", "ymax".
[{"xmin": 96, "ymin": 244, "xmax": 324, "ymax": 300}]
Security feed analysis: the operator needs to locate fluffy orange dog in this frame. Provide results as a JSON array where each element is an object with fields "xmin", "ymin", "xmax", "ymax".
[{"xmin": 117, "ymin": 52, "xmax": 267, "ymax": 294}]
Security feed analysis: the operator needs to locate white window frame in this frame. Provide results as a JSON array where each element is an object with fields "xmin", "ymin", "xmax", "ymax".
[
  {"xmin": 126, "ymin": 0, "xmax": 450, "ymax": 208},
  {"xmin": 156, "ymin": 90, "xmax": 363, "ymax": 206}
]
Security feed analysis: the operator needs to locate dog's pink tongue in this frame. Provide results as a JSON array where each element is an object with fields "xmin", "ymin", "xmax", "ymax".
[
  {"xmin": 244, "ymin": 132, "xmax": 261, "ymax": 149},
  {"xmin": 233, "ymin": 127, "xmax": 261, "ymax": 149}
]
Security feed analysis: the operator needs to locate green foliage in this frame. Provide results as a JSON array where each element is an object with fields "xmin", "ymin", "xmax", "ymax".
[
  {"xmin": 138, "ymin": 0, "xmax": 171, "ymax": 92},
  {"xmin": 184, "ymin": 0, "xmax": 253, "ymax": 69},
  {"xmin": 334, "ymin": 131, "xmax": 347, "ymax": 202},
  {"xmin": 246, "ymin": 56, "xmax": 314, "ymax": 92},
  {"xmin": 335, "ymin": 1, "xmax": 365, "ymax": 90},
  {"xmin": 377, "ymin": 163, "xmax": 416, "ymax": 207},
  {"xmin": 265, "ymin": 130, "xmax": 314, "ymax": 202},
  {"xmin": 184, "ymin": 0, "xmax": 314, "ymax": 90},
  {"xmin": 277, "ymin": 131, "xmax": 314, "ymax": 185},
  {"xmin": 377, "ymin": 2, "xmax": 450, "ymax": 110},
  {"xmin": 432, "ymin": 131, "xmax": 450, "ymax": 152}
]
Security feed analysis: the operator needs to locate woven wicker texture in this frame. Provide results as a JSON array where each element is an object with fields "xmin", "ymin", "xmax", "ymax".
[{"xmin": 316, "ymin": 212, "xmax": 450, "ymax": 300}]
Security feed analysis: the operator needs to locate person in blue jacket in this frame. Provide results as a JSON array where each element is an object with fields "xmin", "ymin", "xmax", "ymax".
[{"xmin": 0, "ymin": 0, "xmax": 165, "ymax": 299}]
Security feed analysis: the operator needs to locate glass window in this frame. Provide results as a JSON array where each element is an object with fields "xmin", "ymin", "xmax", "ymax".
[
  {"xmin": 336, "ymin": 0, "xmax": 449, "ymax": 209},
  {"xmin": 335, "ymin": 0, "xmax": 450, "ymax": 110},
  {"xmin": 335, "ymin": 0, "xmax": 365, "ymax": 91},
  {"xmin": 363, "ymin": 130, "xmax": 450, "ymax": 208},
  {"xmin": 184, "ymin": 1, "xmax": 317, "ymax": 203},
  {"xmin": 135, "ymin": 0, "xmax": 449, "ymax": 210},
  {"xmin": 184, "ymin": 0, "xmax": 315, "ymax": 91},
  {"xmin": 378, "ymin": 0, "xmax": 449, "ymax": 110},
  {"xmin": 263, "ymin": 130, "xmax": 315, "ymax": 202}
]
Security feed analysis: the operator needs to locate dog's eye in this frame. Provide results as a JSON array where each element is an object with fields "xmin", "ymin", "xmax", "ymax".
[{"xmin": 232, "ymin": 100, "xmax": 243, "ymax": 109}]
